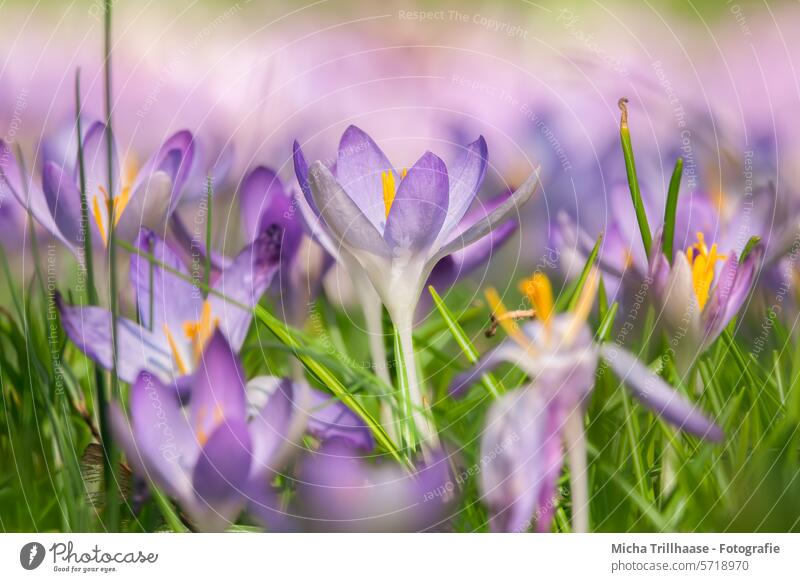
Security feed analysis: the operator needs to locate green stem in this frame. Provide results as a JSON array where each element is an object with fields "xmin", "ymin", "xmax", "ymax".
[
  {"xmin": 394, "ymin": 313, "xmax": 438, "ymax": 454},
  {"xmin": 564, "ymin": 408, "xmax": 589, "ymax": 533},
  {"xmin": 203, "ymin": 176, "xmax": 213, "ymax": 297},
  {"xmin": 75, "ymin": 67, "xmax": 113, "ymax": 530},
  {"xmin": 74, "ymin": 69, "xmax": 99, "ymax": 305},
  {"xmin": 103, "ymin": 0, "xmax": 120, "ymax": 531}
]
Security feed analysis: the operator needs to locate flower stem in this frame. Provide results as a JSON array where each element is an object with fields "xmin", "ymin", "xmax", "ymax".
[
  {"xmin": 564, "ymin": 408, "xmax": 589, "ymax": 533},
  {"xmin": 395, "ymin": 315, "xmax": 438, "ymax": 453},
  {"xmin": 102, "ymin": 0, "xmax": 120, "ymax": 531}
]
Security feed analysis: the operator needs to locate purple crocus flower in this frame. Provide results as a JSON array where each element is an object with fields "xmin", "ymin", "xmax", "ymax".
[
  {"xmin": 238, "ymin": 166, "xmax": 332, "ymax": 326},
  {"xmin": 555, "ymin": 187, "xmax": 764, "ymax": 367},
  {"xmin": 57, "ymin": 225, "xmax": 281, "ymax": 384},
  {"xmin": 292, "ymin": 438, "xmax": 453, "ymax": 532},
  {"xmin": 110, "ymin": 331, "xmax": 371, "ymax": 531},
  {"xmin": 294, "ymin": 125, "xmax": 540, "ymax": 445},
  {"xmin": 0, "ymin": 123, "xmax": 194, "ymax": 257},
  {"xmin": 450, "ymin": 270, "xmax": 722, "ymax": 532}
]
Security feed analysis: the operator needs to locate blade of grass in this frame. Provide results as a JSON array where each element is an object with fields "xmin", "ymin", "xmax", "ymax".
[
  {"xmin": 566, "ymin": 233, "xmax": 603, "ymax": 311},
  {"xmin": 740, "ymin": 235, "xmax": 761, "ymax": 262},
  {"xmin": 662, "ymin": 157, "xmax": 683, "ymax": 263},
  {"xmin": 618, "ymin": 98, "xmax": 652, "ymax": 256},
  {"xmin": 150, "ymin": 486, "xmax": 189, "ymax": 532},
  {"xmin": 428, "ymin": 285, "xmax": 501, "ymax": 398}
]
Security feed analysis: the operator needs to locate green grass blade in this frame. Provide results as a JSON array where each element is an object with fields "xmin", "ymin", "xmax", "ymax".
[
  {"xmin": 255, "ymin": 304, "xmax": 411, "ymax": 468},
  {"xmin": 740, "ymin": 235, "xmax": 761, "ymax": 262},
  {"xmin": 566, "ymin": 233, "xmax": 603, "ymax": 311},
  {"xmin": 428, "ymin": 285, "xmax": 501, "ymax": 398},
  {"xmin": 662, "ymin": 157, "xmax": 683, "ymax": 263},
  {"xmin": 618, "ymin": 98, "xmax": 652, "ymax": 256}
]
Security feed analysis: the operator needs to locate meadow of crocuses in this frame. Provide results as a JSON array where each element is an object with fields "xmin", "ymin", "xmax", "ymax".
[{"xmin": 1, "ymin": 0, "xmax": 799, "ymax": 534}]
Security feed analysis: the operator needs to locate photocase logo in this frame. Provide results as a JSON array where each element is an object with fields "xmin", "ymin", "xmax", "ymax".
[{"xmin": 20, "ymin": 542, "xmax": 46, "ymax": 570}]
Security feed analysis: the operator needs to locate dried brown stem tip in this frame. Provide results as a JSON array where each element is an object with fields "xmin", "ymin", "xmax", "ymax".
[
  {"xmin": 485, "ymin": 309, "xmax": 536, "ymax": 337},
  {"xmin": 618, "ymin": 97, "xmax": 629, "ymax": 128}
]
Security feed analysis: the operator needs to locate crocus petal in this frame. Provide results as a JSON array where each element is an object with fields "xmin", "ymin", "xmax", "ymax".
[
  {"xmin": 449, "ymin": 340, "xmax": 527, "ymax": 398},
  {"xmin": 704, "ymin": 246, "xmax": 762, "ymax": 344},
  {"xmin": 293, "ymin": 438, "xmax": 453, "ymax": 532},
  {"xmin": 660, "ymin": 252, "xmax": 702, "ymax": 341},
  {"xmin": 247, "ymin": 377, "xmax": 296, "ymax": 481},
  {"xmin": 305, "ymin": 388, "xmax": 374, "ymax": 452},
  {"xmin": 292, "ymin": 140, "xmax": 316, "ymax": 214},
  {"xmin": 480, "ymin": 389, "xmax": 562, "ymax": 533},
  {"xmin": 436, "ymin": 136, "xmax": 488, "ymax": 243},
  {"xmin": 168, "ymin": 213, "xmax": 231, "ymax": 275},
  {"xmin": 126, "ymin": 372, "xmax": 197, "ymax": 499},
  {"xmin": 130, "ymin": 227, "xmax": 201, "ymax": 332},
  {"xmin": 1, "ymin": 141, "xmax": 74, "ymax": 252},
  {"xmin": 191, "ymin": 331, "xmax": 248, "ymax": 442},
  {"xmin": 81, "ymin": 121, "xmax": 119, "ymax": 202},
  {"xmin": 133, "ymin": 130, "xmax": 195, "ymax": 213},
  {"xmin": 600, "ymin": 344, "xmax": 723, "ymax": 441},
  {"xmin": 191, "ymin": 418, "xmax": 252, "ymax": 531},
  {"xmin": 430, "ymin": 168, "xmax": 540, "ymax": 266},
  {"xmin": 56, "ymin": 295, "xmax": 175, "ymax": 384},
  {"xmin": 42, "ymin": 161, "xmax": 84, "ymax": 247},
  {"xmin": 427, "ymin": 193, "xmax": 517, "ymax": 291},
  {"xmin": 115, "ymin": 171, "xmax": 173, "ymax": 242},
  {"xmin": 294, "ymin": 185, "xmax": 340, "ymax": 261},
  {"xmin": 307, "ymin": 161, "xmax": 390, "ymax": 256},
  {"xmin": 208, "ymin": 227, "xmax": 282, "ymax": 350},
  {"xmin": 384, "ymin": 151, "xmax": 449, "ymax": 252},
  {"xmin": 336, "ymin": 125, "xmax": 395, "ymax": 231},
  {"xmin": 239, "ymin": 166, "xmax": 303, "ymax": 262}
]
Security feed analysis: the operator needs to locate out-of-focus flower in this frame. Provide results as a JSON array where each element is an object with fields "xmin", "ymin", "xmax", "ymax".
[
  {"xmin": 238, "ymin": 166, "xmax": 332, "ymax": 326},
  {"xmin": 651, "ymin": 230, "xmax": 763, "ymax": 361},
  {"xmin": 57, "ymin": 225, "xmax": 280, "ymax": 384},
  {"xmin": 556, "ymin": 186, "xmax": 765, "ymax": 366},
  {"xmin": 292, "ymin": 437, "xmax": 453, "ymax": 532},
  {"xmin": 294, "ymin": 125, "xmax": 539, "ymax": 445},
  {"xmin": 451, "ymin": 271, "xmax": 722, "ymax": 532},
  {"xmin": 110, "ymin": 331, "xmax": 368, "ymax": 531},
  {"xmin": 0, "ymin": 123, "xmax": 195, "ymax": 256}
]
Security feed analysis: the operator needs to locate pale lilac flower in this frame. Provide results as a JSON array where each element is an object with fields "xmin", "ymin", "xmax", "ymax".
[{"xmin": 451, "ymin": 271, "xmax": 722, "ymax": 532}]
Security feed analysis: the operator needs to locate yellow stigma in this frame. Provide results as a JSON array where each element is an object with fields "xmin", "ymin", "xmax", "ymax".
[
  {"xmin": 91, "ymin": 157, "xmax": 138, "ymax": 246},
  {"xmin": 163, "ymin": 323, "xmax": 189, "ymax": 375},
  {"xmin": 162, "ymin": 300, "xmax": 219, "ymax": 376},
  {"xmin": 685, "ymin": 232, "xmax": 727, "ymax": 310},
  {"xmin": 519, "ymin": 273, "xmax": 554, "ymax": 325},
  {"xmin": 381, "ymin": 168, "xmax": 407, "ymax": 219},
  {"xmin": 485, "ymin": 287, "xmax": 530, "ymax": 348},
  {"xmin": 92, "ymin": 195, "xmax": 108, "ymax": 245},
  {"xmin": 183, "ymin": 300, "xmax": 219, "ymax": 364}
]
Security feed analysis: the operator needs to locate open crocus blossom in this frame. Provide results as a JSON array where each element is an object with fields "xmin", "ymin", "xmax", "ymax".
[
  {"xmin": 109, "ymin": 331, "xmax": 371, "ymax": 531},
  {"xmin": 450, "ymin": 270, "xmax": 722, "ymax": 532},
  {"xmin": 0, "ymin": 123, "xmax": 194, "ymax": 255},
  {"xmin": 650, "ymin": 230, "xmax": 763, "ymax": 368},
  {"xmin": 58, "ymin": 225, "xmax": 281, "ymax": 384},
  {"xmin": 294, "ymin": 125, "xmax": 540, "ymax": 447},
  {"xmin": 555, "ymin": 188, "xmax": 763, "ymax": 368}
]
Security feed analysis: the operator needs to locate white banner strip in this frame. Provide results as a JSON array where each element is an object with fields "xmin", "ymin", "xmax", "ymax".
[{"xmin": 0, "ymin": 533, "xmax": 796, "ymax": 580}]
